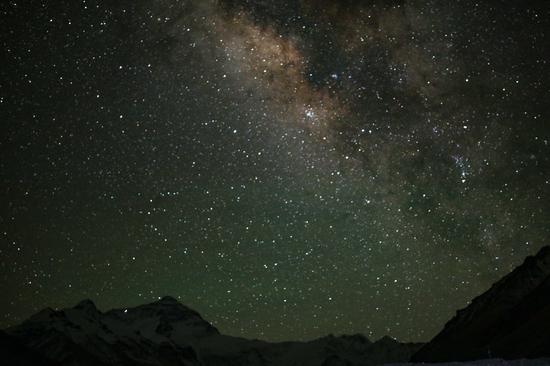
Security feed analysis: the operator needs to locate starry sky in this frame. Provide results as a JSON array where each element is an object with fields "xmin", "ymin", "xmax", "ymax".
[{"xmin": 1, "ymin": 0, "xmax": 549, "ymax": 343}]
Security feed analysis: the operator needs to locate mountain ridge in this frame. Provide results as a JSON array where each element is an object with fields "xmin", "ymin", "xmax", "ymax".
[
  {"xmin": 4, "ymin": 296, "xmax": 422, "ymax": 366},
  {"xmin": 412, "ymin": 245, "xmax": 550, "ymax": 362}
]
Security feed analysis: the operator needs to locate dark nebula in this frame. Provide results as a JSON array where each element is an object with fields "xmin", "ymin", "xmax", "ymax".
[{"xmin": 1, "ymin": 0, "xmax": 549, "ymax": 342}]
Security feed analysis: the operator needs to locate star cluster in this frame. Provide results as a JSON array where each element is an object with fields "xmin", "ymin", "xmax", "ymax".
[{"xmin": 1, "ymin": 0, "xmax": 549, "ymax": 342}]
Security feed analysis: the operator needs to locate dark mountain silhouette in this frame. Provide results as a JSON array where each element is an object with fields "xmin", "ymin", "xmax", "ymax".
[
  {"xmin": 412, "ymin": 245, "xmax": 550, "ymax": 363},
  {"xmin": 3, "ymin": 296, "xmax": 421, "ymax": 366}
]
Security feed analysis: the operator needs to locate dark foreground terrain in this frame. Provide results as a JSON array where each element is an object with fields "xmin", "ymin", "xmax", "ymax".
[{"xmin": 412, "ymin": 246, "xmax": 550, "ymax": 363}]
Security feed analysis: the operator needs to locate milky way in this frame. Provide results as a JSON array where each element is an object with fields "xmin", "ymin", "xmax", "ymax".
[{"xmin": 1, "ymin": 0, "xmax": 549, "ymax": 342}]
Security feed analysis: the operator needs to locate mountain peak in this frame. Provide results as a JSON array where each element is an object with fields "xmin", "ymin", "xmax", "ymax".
[
  {"xmin": 158, "ymin": 296, "xmax": 180, "ymax": 304},
  {"xmin": 74, "ymin": 299, "xmax": 97, "ymax": 310},
  {"xmin": 26, "ymin": 307, "xmax": 56, "ymax": 323},
  {"xmin": 533, "ymin": 245, "xmax": 550, "ymax": 266},
  {"xmin": 100, "ymin": 297, "xmax": 221, "ymax": 338}
]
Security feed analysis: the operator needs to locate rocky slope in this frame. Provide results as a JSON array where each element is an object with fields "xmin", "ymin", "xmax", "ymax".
[
  {"xmin": 4, "ymin": 296, "xmax": 421, "ymax": 366},
  {"xmin": 412, "ymin": 246, "xmax": 550, "ymax": 362},
  {"xmin": 0, "ymin": 329, "xmax": 55, "ymax": 366}
]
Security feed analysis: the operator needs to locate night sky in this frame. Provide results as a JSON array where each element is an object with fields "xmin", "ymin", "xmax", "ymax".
[{"xmin": 1, "ymin": 0, "xmax": 549, "ymax": 343}]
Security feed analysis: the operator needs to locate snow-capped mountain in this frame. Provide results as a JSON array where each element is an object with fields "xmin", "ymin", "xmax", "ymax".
[
  {"xmin": 412, "ymin": 245, "xmax": 550, "ymax": 362},
  {"xmin": 8, "ymin": 297, "xmax": 203, "ymax": 366},
  {"xmin": 4, "ymin": 296, "xmax": 421, "ymax": 366},
  {"xmin": 4, "ymin": 247, "xmax": 550, "ymax": 365}
]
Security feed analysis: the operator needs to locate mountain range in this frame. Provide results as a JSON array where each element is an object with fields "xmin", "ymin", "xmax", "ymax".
[
  {"xmin": 2, "ymin": 296, "xmax": 421, "ymax": 366},
  {"xmin": 2, "ymin": 246, "xmax": 550, "ymax": 365}
]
